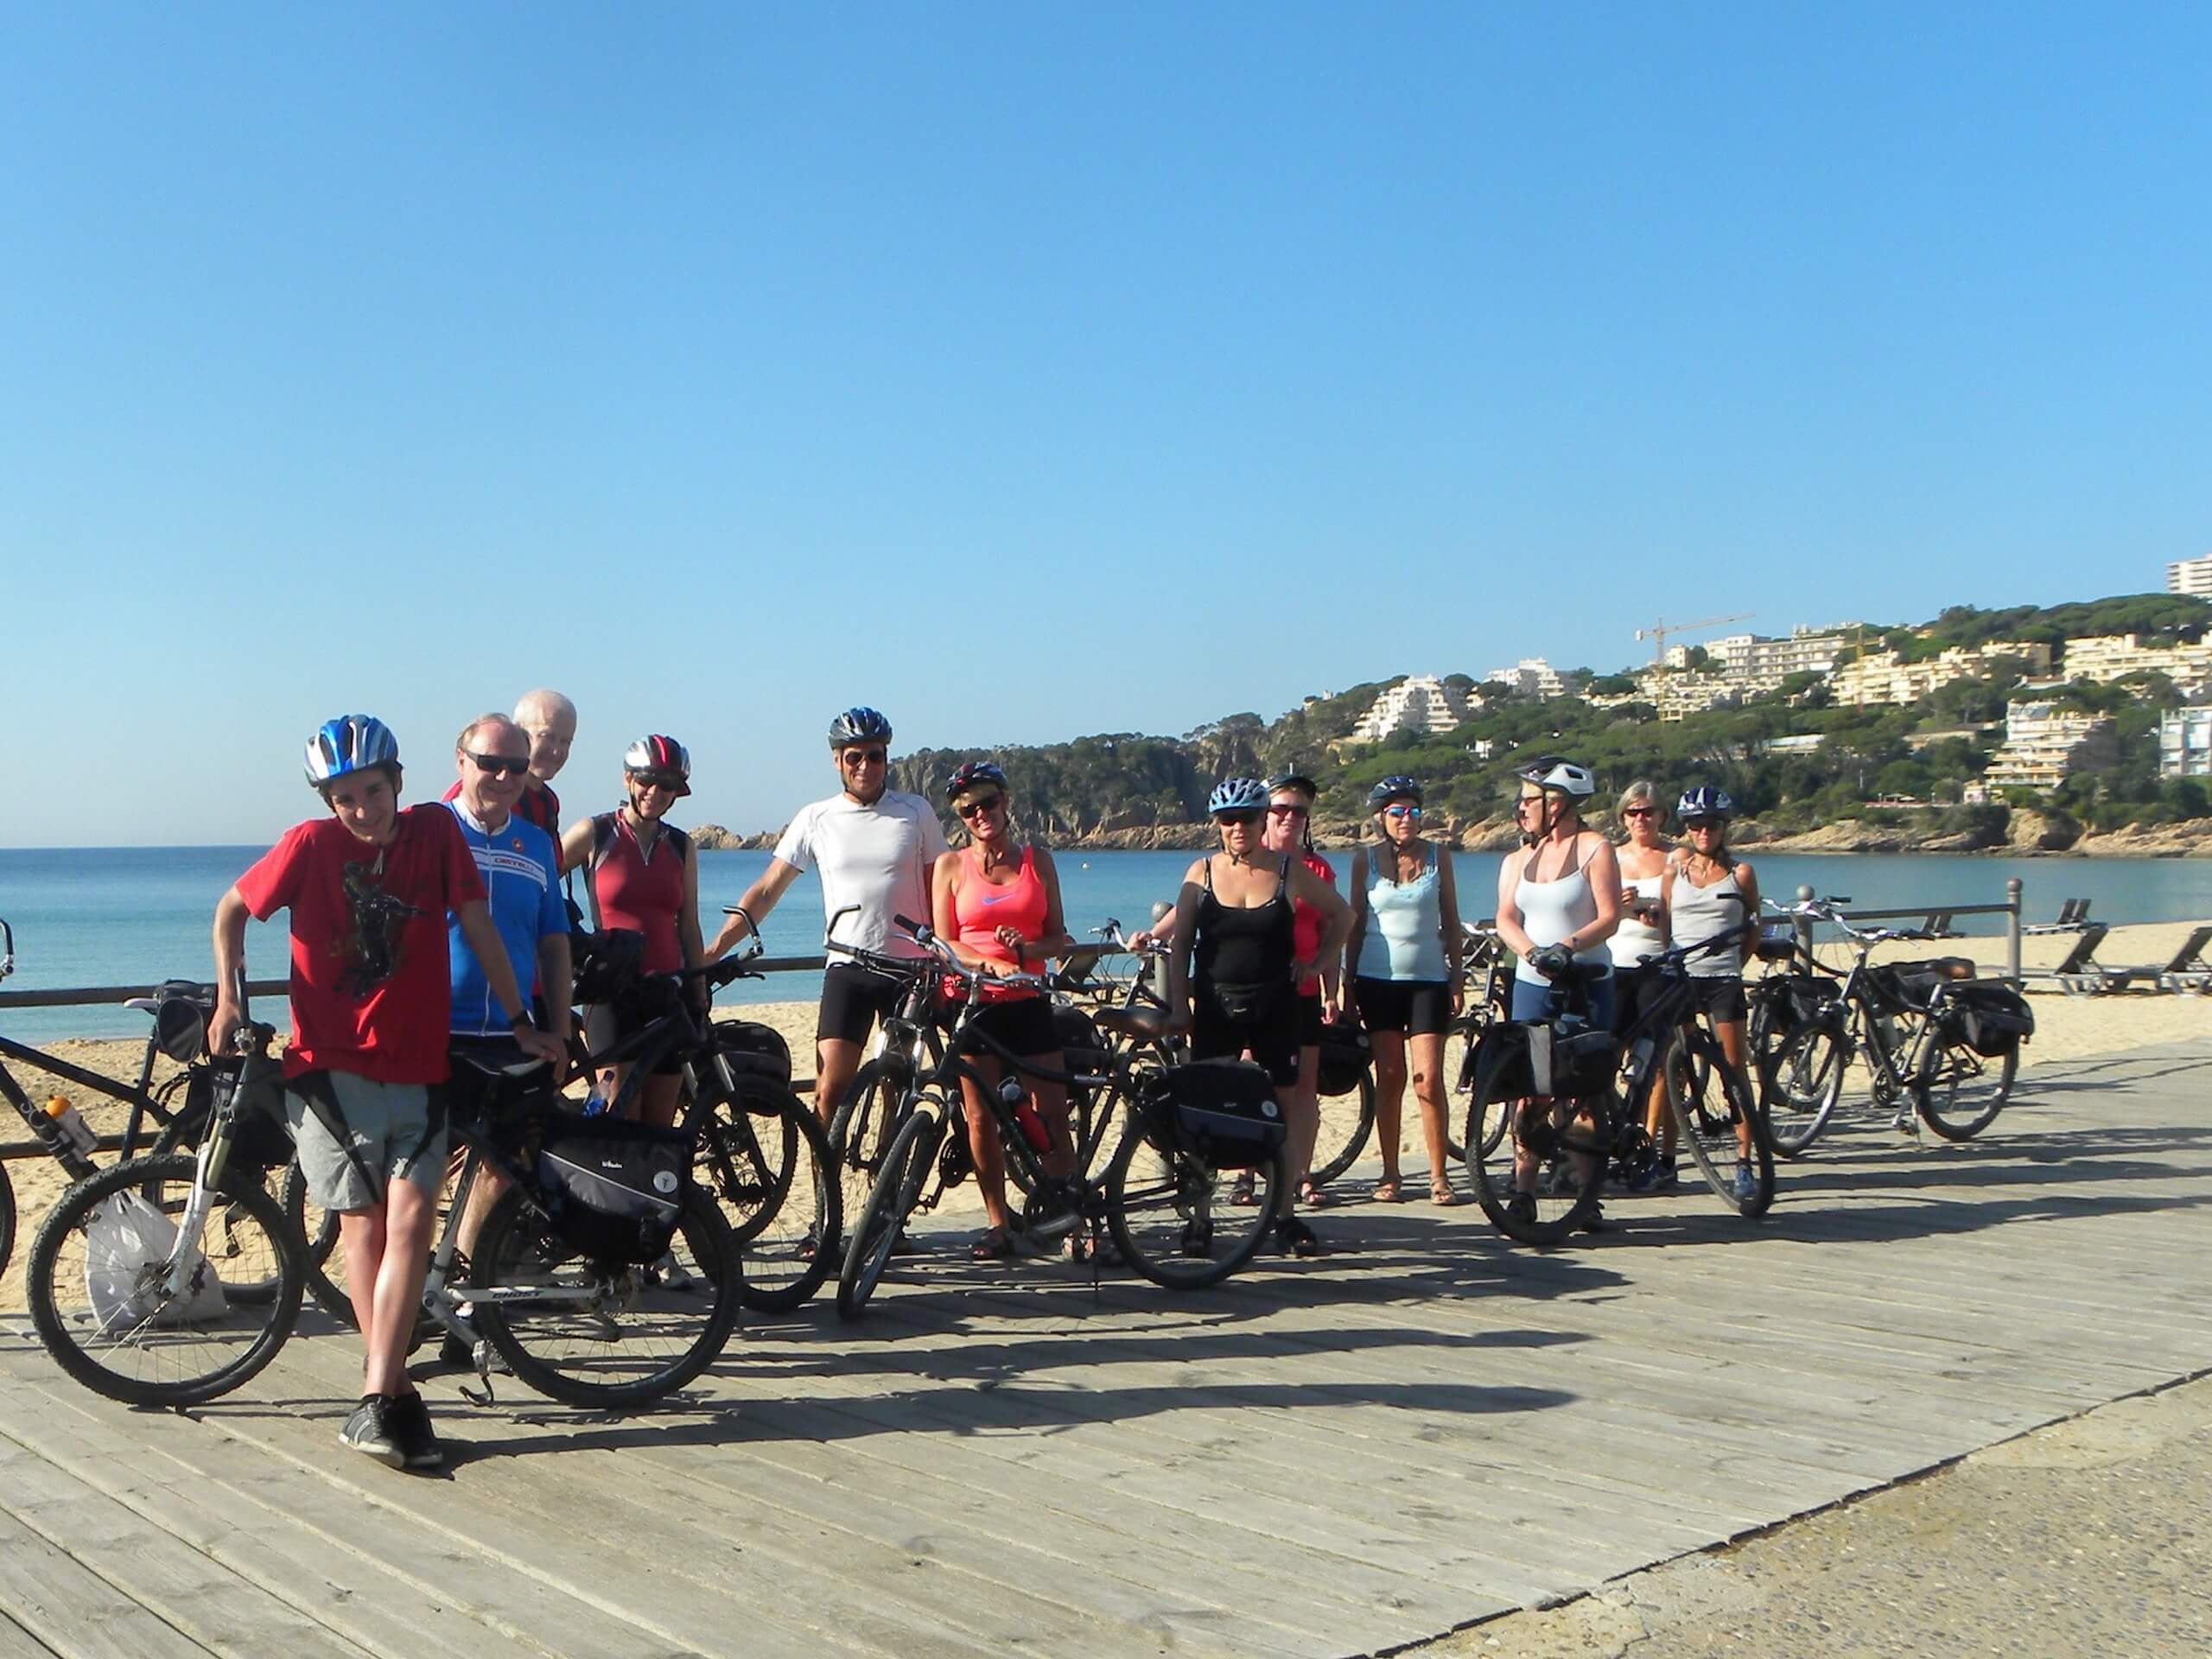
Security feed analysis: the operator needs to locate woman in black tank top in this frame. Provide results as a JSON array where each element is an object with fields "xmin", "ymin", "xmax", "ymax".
[{"xmin": 1161, "ymin": 780, "xmax": 1351, "ymax": 1256}]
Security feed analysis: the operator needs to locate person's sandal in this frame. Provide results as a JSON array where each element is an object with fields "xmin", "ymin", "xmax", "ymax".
[
  {"xmin": 1274, "ymin": 1216, "xmax": 1325, "ymax": 1258},
  {"xmin": 1230, "ymin": 1172, "xmax": 1259, "ymax": 1206},
  {"xmin": 1372, "ymin": 1176, "xmax": 1402, "ymax": 1204},
  {"xmin": 1298, "ymin": 1179, "xmax": 1333, "ymax": 1209},
  {"xmin": 1430, "ymin": 1180, "xmax": 1462, "ymax": 1207},
  {"xmin": 970, "ymin": 1226, "xmax": 1015, "ymax": 1262}
]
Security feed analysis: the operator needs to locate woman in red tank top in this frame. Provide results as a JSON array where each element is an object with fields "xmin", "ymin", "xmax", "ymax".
[
  {"xmin": 559, "ymin": 736, "xmax": 704, "ymax": 1129},
  {"xmin": 929, "ymin": 762, "xmax": 1079, "ymax": 1262}
]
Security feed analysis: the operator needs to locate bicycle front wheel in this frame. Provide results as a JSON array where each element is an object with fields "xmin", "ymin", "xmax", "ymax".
[
  {"xmin": 1913, "ymin": 1037, "xmax": 2017, "ymax": 1141},
  {"xmin": 1308, "ymin": 1067, "xmax": 1375, "ymax": 1188},
  {"xmin": 1444, "ymin": 1013, "xmax": 1509, "ymax": 1161},
  {"xmin": 1465, "ymin": 1076, "xmax": 1610, "ymax": 1246},
  {"xmin": 1667, "ymin": 1033, "xmax": 1774, "ymax": 1218},
  {"xmin": 27, "ymin": 1155, "xmax": 303, "ymax": 1408},
  {"xmin": 837, "ymin": 1107, "xmax": 939, "ymax": 1320},
  {"xmin": 829, "ymin": 1058, "xmax": 910, "ymax": 1247},
  {"xmin": 471, "ymin": 1182, "xmax": 741, "ymax": 1408},
  {"xmin": 690, "ymin": 1082, "xmax": 839, "ymax": 1313},
  {"xmin": 0, "ymin": 1162, "xmax": 15, "ymax": 1283},
  {"xmin": 1764, "ymin": 1022, "xmax": 1848, "ymax": 1157},
  {"xmin": 1103, "ymin": 1119, "xmax": 1284, "ymax": 1290}
]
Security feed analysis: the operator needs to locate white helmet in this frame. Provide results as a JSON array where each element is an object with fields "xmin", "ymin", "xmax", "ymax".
[{"xmin": 1516, "ymin": 758, "xmax": 1597, "ymax": 798}]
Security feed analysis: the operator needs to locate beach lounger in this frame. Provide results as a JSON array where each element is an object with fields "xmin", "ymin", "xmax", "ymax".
[
  {"xmin": 2024, "ymin": 898, "xmax": 2093, "ymax": 937},
  {"xmin": 2018, "ymin": 924, "xmax": 2135, "ymax": 995},
  {"xmin": 2145, "ymin": 925, "xmax": 2212, "ymax": 995},
  {"xmin": 1922, "ymin": 910, "xmax": 1959, "ymax": 938}
]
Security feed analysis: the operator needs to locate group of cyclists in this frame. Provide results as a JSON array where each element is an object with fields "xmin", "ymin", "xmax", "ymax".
[{"xmin": 214, "ymin": 693, "xmax": 1766, "ymax": 1471}]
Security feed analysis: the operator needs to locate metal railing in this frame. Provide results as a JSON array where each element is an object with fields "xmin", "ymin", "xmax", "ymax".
[{"xmin": 1784, "ymin": 877, "xmax": 2023, "ymax": 986}]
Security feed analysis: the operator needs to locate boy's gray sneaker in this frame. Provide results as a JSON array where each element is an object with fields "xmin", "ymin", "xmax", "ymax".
[
  {"xmin": 384, "ymin": 1390, "xmax": 445, "ymax": 1471},
  {"xmin": 339, "ymin": 1395, "xmax": 404, "ymax": 1468}
]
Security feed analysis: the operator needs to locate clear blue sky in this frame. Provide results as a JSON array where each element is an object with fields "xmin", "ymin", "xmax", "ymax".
[{"xmin": 3, "ymin": 3, "xmax": 2206, "ymax": 846}]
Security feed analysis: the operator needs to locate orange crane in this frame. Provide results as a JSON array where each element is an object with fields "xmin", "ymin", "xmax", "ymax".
[{"xmin": 1635, "ymin": 612, "xmax": 1754, "ymax": 665}]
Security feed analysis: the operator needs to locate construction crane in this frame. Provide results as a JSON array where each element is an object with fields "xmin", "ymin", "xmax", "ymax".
[{"xmin": 1635, "ymin": 612, "xmax": 1755, "ymax": 665}]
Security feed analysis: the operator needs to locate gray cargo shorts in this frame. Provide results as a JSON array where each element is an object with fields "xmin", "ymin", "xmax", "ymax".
[{"xmin": 284, "ymin": 1069, "xmax": 448, "ymax": 1213}]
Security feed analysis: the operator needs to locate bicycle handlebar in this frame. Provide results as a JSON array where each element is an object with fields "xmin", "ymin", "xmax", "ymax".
[{"xmin": 889, "ymin": 913, "xmax": 1052, "ymax": 995}]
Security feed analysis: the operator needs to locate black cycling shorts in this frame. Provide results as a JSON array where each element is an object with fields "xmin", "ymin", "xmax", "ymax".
[
  {"xmin": 817, "ymin": 962, "xmax": 910, "ymax": 1047},
  {"xmin": 1351, "ymin": 977, "xmax": 1452, "ymax": 1037},
  {"xmin": 1191, "ymin": 982, "xmax": 1300, "ymax": 1087},
  {"xmin": 1295, "ymin": 990, "xmax": 1325, "ymax": 1048},
  {"xmin": 958, "ymin": 994, "xmax": 1061, "ymax": 1059},
  {"xmin": 1611, "ymin": 961, "xmax": 1664, "ymax": 1038},
  {"xmin": 1687, "ymin": 977, "xmax": 1747, "ymax": 1024}
]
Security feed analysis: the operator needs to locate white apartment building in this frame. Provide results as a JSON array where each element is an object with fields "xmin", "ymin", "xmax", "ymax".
[
  {"xmin": 1831, "ymin": 642, "xmax": 2055, "ymax": 708},
  {"xmin": 1480, "ymin": 658, "xmax": 1567, "ymax": 700},
  {"xmin": 2167, "ymin": 554, "xmax": 2212, "ymax": 598},
  {"xmin": 1349, "ymin": 674, "xmax": 1473, "ymax": 742},
  {"xmin": 1983, "ymin": 701, "xmax": 2120, "ymax": 791},
  {"xmin": 2056, "ymin": 633, "xmax": 2212, "ymax": 700},
  {"xmin": 1702, "ymin": 624, "xmax": 1856, "ymax": 693},
  {"xmin": 2160, "ymin": 707, "xmax": 2212, "ymax": 779},
  {"xmin": 1637, "ymin": 670, "xmax": 1739, "ymax": 722}
]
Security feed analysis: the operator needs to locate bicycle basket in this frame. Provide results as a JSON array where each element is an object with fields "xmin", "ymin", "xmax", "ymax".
[
  {"xmin": 1944, "ymin": 982, "xmax": 2035, "ymax": 1057},
  {"xmin": 1135, "ymin": 1061, "xmax": 1286, "ymax": 1170},
  {"xmin": 191, "ymin": 1058, "xmax": 296, "ymax": 1173},
  {"xmin": 570, "ymin": 927, "xmax": 647, "ymax": 1006},
  {"xmin": 710, "ymin": 1019, "xmax": 792, "ymax": 1086},
  {"xmin": 534, "ymin": 1110, "xmax": 696, "ymax": 1264},
  {"xmin": 1316, "ymin": 1019, "xmax": 1371, "ymax": 1097}
]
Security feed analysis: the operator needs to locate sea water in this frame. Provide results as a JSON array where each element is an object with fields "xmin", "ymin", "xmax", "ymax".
[{"xmin": 3, "ymin": 844, "xmax": 2209, "ymax": 1042}]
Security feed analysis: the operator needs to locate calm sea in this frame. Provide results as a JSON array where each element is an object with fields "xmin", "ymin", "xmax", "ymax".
[{"xmin": 3, "ymin": 844, "xmax": 2209, "ymax": 1042}]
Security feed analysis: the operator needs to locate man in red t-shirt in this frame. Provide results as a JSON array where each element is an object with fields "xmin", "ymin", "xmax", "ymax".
[{"xmin": 213, "ymin": 715, "xmax": 560, "ymax": 1472}]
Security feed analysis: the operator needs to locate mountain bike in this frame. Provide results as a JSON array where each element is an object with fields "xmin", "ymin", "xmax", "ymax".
[
  {"xmin": 1444, "ymin": 921, "xmax": 1516, "ymax": 1163},
  {"xmin": 1756, "ymin": 897, "xmax": 2023, "ymax": 1150},
  {"xmin": 836, "ymin": 916, "xmax": 1288, "ymax": 1319},
  {"xmin": 1460, "ymin": 934, "xmax": 1775, "ymax": 1246}
]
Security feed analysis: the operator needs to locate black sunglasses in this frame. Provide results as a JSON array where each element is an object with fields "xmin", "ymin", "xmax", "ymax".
[
  {"xmin": 840, "ymin": 747, "xmax": 888, "ymax": 766},
  {"xmin": 1213, "ymin": 810, "xmax": 1264, "ymax": 827},
  {"xmin": 466, "ymin": 752, "xmax": 531, "ymax": 777},
  {"xmin": 954, "ymin": 794, "xmax": 1004, "ymax": 819},
  {"xmin": 630, "ymin": 772, "xmax": 685, "ymax": 791}
]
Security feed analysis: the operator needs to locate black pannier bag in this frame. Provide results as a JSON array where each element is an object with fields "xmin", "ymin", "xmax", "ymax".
[
  {"xmin": 535, "ymin": 1111, "xmax": 696, "ymax": 1264},
  {"xmin": 1136, "ymin": 1060, "xmax": 1287, "ymax": 1170},
  {"xmin": 1316, "ymin": 1019, "xmax": 1371, "ymax": 1098},
  {"xmin": 1946, "ymin": 982, "xmax": 2035, "ymax": 1057},
  {"xmin": 1465, "ymin": 1020, "xmax": 1614, "ymax": 1101},
  {"xmin": 194, "ymin": 1057, "xmax": 297, "ymax": 1173},
  {"xmin": 1050, "ymin": 1005, "xmax": 1113, "ymax": 1081},
  {"xmin": 710, "ymin": 1019, "xmax": 793, "ymax": 1087},
  {"xmin": 1755, "ymin": 973, "xmax": 1840, "ymax": 1035}
]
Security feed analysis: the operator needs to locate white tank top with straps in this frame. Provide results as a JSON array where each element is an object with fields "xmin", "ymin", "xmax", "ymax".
[
  {"xmin": 1512, "ymin": 834, "xmax": 1613, "ymax": 986},
  {"xmin": 1671, "ymin": 863, "xmax": 1746, "ymax": 978},
  {"xmin": 1611, "ymin": 872, "xmax": 1665, "ymax": 969}
]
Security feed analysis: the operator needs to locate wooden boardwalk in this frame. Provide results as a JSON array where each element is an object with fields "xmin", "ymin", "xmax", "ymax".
[{"xmin": 1, "ymin": 1036, "xmax": 2208, "ymax": 1659}]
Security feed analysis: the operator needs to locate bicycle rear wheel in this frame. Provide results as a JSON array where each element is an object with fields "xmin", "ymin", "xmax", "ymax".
[
  {"xmin": 1103, "ymin": 1120, "xmax": 1284, "ymax": 1290},
  {"xmin": 837, "ymin": 1107, "xmax": 940, "ymax": 1320},
  {"xmin": 1308, "ymin": 1067, "xmax": 1375, "ymax": 1188},
  {"xmin": 470, "ymin": 1182, "xmax": 741, "ymax": 1408},
  {"xmin": 690, "ymin": 1081, "xmax": 839, "ymax": 1313},
  {"xmin": 1764, "ymin": 1022, "xmax": 1848, "ymax": 1156},
  {"xmin": 1666, "ymin": 1033, "xmax": 1774, "ymax": 1217},
  {"xmin": 279, "ymin": 1161, "xmax": 355, "ymax": 1327},
  {"xmin": 0, "ymin": 1163, "xmax": 15, "ymax": 1284},
  {"xmin": 1913, "ymin": 1037, "xmax": 2017, "ymax": 1141},
  {"xmin": 27, "ymin": 1155, "xmax": 303, "ymax": 1408}
]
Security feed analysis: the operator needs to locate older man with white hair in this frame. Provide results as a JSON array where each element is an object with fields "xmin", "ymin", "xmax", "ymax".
[{"xmin": 444, "ymin": 689, "xmax": 575, "ymax": 839}]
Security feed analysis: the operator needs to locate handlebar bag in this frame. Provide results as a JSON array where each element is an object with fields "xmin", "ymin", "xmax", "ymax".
[
  {"xmin": 1752, "ymin": 973, "xmax": 1840, "ymax": 1035},
  {"xmin": 535, "ymin": 1111, "xmax": 696, "ymax": 1264},
  {"xmin": 1316, "ymin": 1019, "xmax": 1372, "ymax": 1098},
  {"xmin": 1945, "ymin": 982, "xmax": 2035, "ymax": 1057},
  {"xmin": 1136, "ymin": 1060, "xmax": 1287, "ymax": 1170},
  {"xmin": 570, "ymin": 927, "xmax": 647, "ymax": 1006},
  {"xmin": 192, "ymin": 1056, "xmax": 297, "ymax": 1173}
]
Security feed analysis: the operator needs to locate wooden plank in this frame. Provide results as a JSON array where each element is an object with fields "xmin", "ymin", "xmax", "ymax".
[{"xmin": 0, "ymin": 1503, "xmax": 215, "ymax": 1659}]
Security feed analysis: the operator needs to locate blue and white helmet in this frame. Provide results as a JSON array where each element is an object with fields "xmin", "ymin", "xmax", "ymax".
[
  {"xmin": 828, "ymin": 706, "xmax": 893, "ymax": 747},
  {"xmin": 1676, "ymin": 785, "xmax": 1735, "ymax": 821},
  {"xmin": 1207, "ymin": 777, "xmax": 1270, "ymax": 816},
  {"xmin": 1368, "ymin": 775, "xmax": 1421, "ymax": 809},
  {"xmin": 304, "ymin": 715, "xmax": 399, "ymax": 789}
]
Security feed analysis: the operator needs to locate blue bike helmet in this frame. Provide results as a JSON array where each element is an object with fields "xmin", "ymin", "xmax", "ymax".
[
  {"xmin": 944, "ymin": 760, "xmax": 1009, "ymax": 802},
  {"xmin": 828, "ymin": 706, "xmax": 893, "ymax": 747},
  {"xmin": 1367, "ymin": 775, "xmax": 1421, "ymax": 810},
  {"xmin": 1676, "ymin": 785, "xmax": 1735, "ymax": 820},
  {"xmin": 1207, "ymin": 777, "xmax": 1270, "ymax": 816},
  {"xmin": 304, "ymin": 715, "xmax": 400, "ymax": 789}
]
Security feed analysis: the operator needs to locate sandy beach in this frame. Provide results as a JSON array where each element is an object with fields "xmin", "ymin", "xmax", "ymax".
[{"xmin": 3, "ymin": 919, "xmax": 2202, "ymax": 1312}]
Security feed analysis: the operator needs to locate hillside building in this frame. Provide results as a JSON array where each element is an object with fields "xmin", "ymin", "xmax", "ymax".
[
  {"xmin": 1830, "ymin": 642, "xmax": 2054, "ymax": 708},
  {"xmin": 2160, "ymin": 708, "xmax": 2212, "ymax": 779},
  {"xmin": 1349, "ymin": 675, "xmax": 1473, "ymax": 742},
  {"xmin": 1665, "ymin": 624, "xmax": 1857, "ymax": 694},
  {"xmin": 2056, "ymin": 633, "xmax": 2212, "ymax": 700},
  {"xmin": 1480, "ymin": 658, "xmax": 1567, "ymax": 701},
  {"xmin": 1638, "ymin": 671, "xmax": 1740, "ymax": 722},
  {"xmin": 2167, "ymin": 554, "xmax": 2212, "ymax": 598},
  {"xmin": 1982, "ymin": 701, "xmax": 2120, "ymax": 791}
]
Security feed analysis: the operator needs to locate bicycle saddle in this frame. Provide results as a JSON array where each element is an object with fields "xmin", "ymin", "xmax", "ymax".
[
  {"xmin": 453, "ymin": 1052, "xmax": 552, "ymax": 1080},
  {"xmin": 1092, "ymin": 1007, "xmax": 1174, "ymax": 1041}
]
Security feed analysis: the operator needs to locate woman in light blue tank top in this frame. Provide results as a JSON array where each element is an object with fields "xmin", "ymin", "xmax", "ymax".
[{"xmin": 1345, "ymin": 778, "xmax": 1464, "ymax": 1205}]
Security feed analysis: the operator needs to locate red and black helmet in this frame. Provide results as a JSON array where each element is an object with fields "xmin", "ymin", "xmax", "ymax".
[{"xmin": 623, "ymin": 734, "xmax": 692, "ymax": 796}]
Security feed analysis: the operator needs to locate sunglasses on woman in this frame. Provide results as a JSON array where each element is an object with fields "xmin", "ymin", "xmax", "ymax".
[
  {"xmin": 1384, "ymin": 804, "xmax": 1421, "ymax": 819},
  {"xmin": 1213, "ymin": 810, "xmax": 1263, "ymax": 827},
  {"xmin": 1621, "ymin": 806, "xmax": 1656, "ymax": 818},
  {"xmin": 954, "ymin": 794, "xmax": 1004, "ymax": 819}
]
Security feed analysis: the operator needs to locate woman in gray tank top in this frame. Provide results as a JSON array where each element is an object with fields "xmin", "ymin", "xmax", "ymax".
[{"xmin": 1655, "ymin": 786, "xmax": 1762, "ymax": 1202}]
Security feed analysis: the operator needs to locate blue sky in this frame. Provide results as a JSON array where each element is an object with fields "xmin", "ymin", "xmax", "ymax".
[{"xmin": 3, "ymin": 3, "xmax": 2206, "ymax": 846}]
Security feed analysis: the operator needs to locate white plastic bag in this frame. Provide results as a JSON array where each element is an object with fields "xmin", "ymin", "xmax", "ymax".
[{"xmin": 85, "ymin": 1192, "xmax": 227, "ymax": 1332}]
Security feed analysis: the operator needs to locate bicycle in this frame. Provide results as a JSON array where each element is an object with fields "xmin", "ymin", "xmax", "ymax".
[
  {"xmin": 1460, "ymin": 934, "xmax": 1776, "ymax": 1246},
  {"xmin": 1443, "ymin": 921, "xmax": 1516, "ymax": 1164},
  {"xmin": 0, "ymin": 916, "xmax": 287, "ymax": 1276},
  {"xmin": 836, "ymin": 915, "xmax": 1289, "ymax": 1319},
  {"xmin": 1755, "ymin": 897, "xmax": 2024, "ymax": 1150}
]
